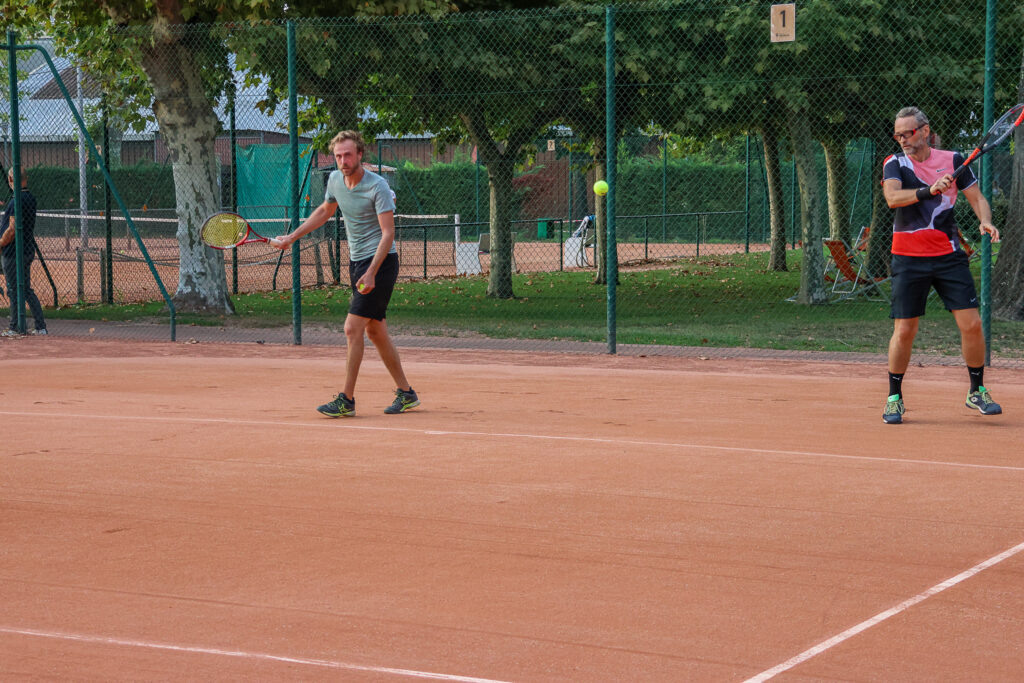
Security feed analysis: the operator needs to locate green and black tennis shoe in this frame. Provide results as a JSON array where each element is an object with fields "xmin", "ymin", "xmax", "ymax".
[
  {"xmin": 384, "ymin": 388, "xmax": 420, "ymax": 414},
  {"xmin": 883, "ymin": 394, "xmax": 904, "ymax": 424},
  {"xmin": 318, "ymin": 392, "xmax": 355, "ymax": 417},
  {"xmin": 966, "ymin": 387, "xmax": 1002, "ymax": 415}
]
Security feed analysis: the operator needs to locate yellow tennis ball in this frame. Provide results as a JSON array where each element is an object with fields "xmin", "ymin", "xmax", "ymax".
[
  {"xmin": 593, "ymin": 180, "xmax": 609, "ymax": 196},
  {"xmin": 357, "ymin": 284, "xmax": 366, "ymax": 292}
]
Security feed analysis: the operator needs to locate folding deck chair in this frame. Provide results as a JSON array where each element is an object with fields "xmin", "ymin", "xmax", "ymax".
[{"xmin": 822, "ymin": 236, "xmax": 890, "ymax": 302}]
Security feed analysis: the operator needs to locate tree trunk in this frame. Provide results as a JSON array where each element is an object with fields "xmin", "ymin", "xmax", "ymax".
[
  {"xmin": 139, "ymin": 24, "xmax": 233, "ymax": 313},
  {"xmin": 761, "ymin": 127, "xmax": 787, "ymax": 271},
  {"xmin": 822, "ymin": 137, "xmax": 851, "ymax": 244},
  {"xmin": 992, "ymin": 46, "xmax": 1024, "ymax": 320},
  {"xmin": 484, "ymin": 158, "xmax": 516, "ymax": 299},
  {"xmin": 106, "ymin": 125, "xmax": 124, "ymax": 167},
  {"xmin": 459, "ymin": 111, "xmax": 519, "ymax": 299},
  {"xmin": 787, "ymin": 108, "xmax": 828, "ymax": 305}
]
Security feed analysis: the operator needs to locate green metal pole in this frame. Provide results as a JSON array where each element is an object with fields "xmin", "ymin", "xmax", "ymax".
[
  {"xmin": 790, "ymin": 160, "xmax": 797, "ymax": 248},
  {"xmin": 6, "ymin": 30, "xmax": 25, "ymax": 333},
  {"xmin": 567, "ymin": 137, "xmax": 573, "ymax": 231},
  {"xmin": 102, "ymin": 98, "xmax": 113, "ymax": 304},
  {"xmin": 848, "ymin": 139, "xmax": 869, "ymax": 231},
  {"xmin": 288, "ymin": 21, "xmax": 301, "ymax": 345},
  {"xmin": 605, "ymin": 6, "xmax": 617, "ymax": 354},
  {"xmin": 661, "ymin": 137, "xmax": 667, "ymax": 241},
  {"xmin": 744, "ymin": 135, "xmax": 750, "ymax": 253},
  {"xmin": 980, "ymin": 0, "xmax": 996, "ymax": 365},
  {"xmin": 229, "ymin": 82, "xmax": 238, "ymax": 295}
]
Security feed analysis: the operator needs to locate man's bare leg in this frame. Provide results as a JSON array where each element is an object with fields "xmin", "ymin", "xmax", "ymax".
[
  {"xmin": 952, "ymin": 307, "xmax": 985, "ymax": 367},
  {"xmin": 343, "ymin": 313, "xmax": 371, "ymax": 397},
  {"xmin": 366, "ymin": 318, "xmax": 411, "ymax": 391},
  {"xmin": 888, "ymin": 316, "xmax": 919, "ymax": 374}
]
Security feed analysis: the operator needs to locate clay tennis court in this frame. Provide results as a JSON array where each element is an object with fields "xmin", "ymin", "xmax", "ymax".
[
  {"xmin": 29, "ymin": 234, "xmax": 767, "ymax": 304},
  {"xmin": 3, "ymin": 337, "xmax": 1023, "ymax": 681}
]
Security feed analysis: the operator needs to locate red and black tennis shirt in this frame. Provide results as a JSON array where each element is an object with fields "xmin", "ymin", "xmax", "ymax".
[{"xmin": 881, "ymin": 149, "xmax": 976, "ymax": 257}]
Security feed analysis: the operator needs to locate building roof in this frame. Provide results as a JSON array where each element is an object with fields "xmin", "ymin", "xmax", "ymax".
[{"xmin": 2, "ymin": 48, "xmax": 297, "ymax": 142}]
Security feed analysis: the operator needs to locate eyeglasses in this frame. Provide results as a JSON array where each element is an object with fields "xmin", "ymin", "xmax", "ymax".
[{"xmin": 893, "ymin": 128, "xmax": 919, "ymax": 142}]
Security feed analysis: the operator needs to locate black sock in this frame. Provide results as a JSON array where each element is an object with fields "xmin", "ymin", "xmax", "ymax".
[
  {"xmin": 888, "ymin": 372, "xmax": 905, "ymax": 398},
  {"xmin": 968, "ymin": 365, "xmax": 984, "ymax": 393}
]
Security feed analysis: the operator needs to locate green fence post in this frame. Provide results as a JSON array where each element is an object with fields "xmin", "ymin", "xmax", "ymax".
[
  {"xmin": 790, "ymin": 161, "xmax": 797, "ymax": 249},
  {"xmin": 229, "ymin": 81, "xmax": 238, "ymax": 295},
  {"xmin": 102, "ymin": 97, "xmax": 113, "ymax": 304},
  {"xmin": 661, "ymin": 136, "xmax": 669, "ymax": 242},
  {"xmin": 744, "ymin": 135, "xmax": 750, "ymax": 253},
  {"xmin": 7, "ymin": 30, "xmax": 26, "ymax": 334},
  {"xmin": 605, "ymin": 5, "xmax": 617, "ymax": 355},
  {"xmin": 288, "ymin": 21, "xmax": 302, "ymax": 345},
  {"xmin": 567, "ymin": 137, "xmax": 573, "ymax": 232},
  {"xmin": 981, "ymin": 0, "xmax": 996, "ymax": 365}
]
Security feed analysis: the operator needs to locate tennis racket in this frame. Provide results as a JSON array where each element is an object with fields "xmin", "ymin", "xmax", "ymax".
[
  {"xmin": 952, "ymin": 103, "xmax": 1024, "ymax": 180},
  {"xmin": 200, "ymin": 212, "xmax": 275, "ymax": 249}
]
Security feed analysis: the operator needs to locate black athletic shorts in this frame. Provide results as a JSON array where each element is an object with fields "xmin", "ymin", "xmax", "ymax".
[
  {"xmin": 890, "ymin": 251, "xmax": 978, "ymax": 319},
  {"xmin": 349, "ymin": 252, "xmax": 399, "ymax": 321}
]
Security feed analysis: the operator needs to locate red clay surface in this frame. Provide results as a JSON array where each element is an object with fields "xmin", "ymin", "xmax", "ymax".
[{"xmin": 3, "ymin": 338, "xmax": 1024, "ymax": 681}]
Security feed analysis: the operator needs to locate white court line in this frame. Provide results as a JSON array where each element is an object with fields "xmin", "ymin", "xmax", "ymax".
[
  {"xmin": 0, "ymin": 626, "xmax": 509, "ymax": 682},
  {"xmin": 745, "ymin": 540, "xmax": 1024, "ymax": 682},
  {"xmin": 1, "ymin": 409, "xmax": 1023, "ymax": 473}
]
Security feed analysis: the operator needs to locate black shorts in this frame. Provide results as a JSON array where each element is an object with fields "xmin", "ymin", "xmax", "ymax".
[
  {"xmin": 890, "ymin": 251, "xmax": 978, "ymax": 319},
  {"xmin": 349, "ymin": 252, "xmax": 398, "ymax": 321}
]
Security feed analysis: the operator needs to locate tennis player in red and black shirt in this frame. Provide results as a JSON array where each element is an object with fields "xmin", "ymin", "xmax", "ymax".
[{"xmin": 880, "ymin": 106, "xmax": 1002, "ymax": 424}]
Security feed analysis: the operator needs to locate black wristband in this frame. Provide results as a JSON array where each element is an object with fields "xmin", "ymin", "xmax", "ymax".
[{"xmin": 915, "ymin": 186, "xmax": 934, "ymax": 201}]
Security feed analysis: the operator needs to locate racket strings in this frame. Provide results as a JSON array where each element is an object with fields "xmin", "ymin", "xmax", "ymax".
[
  {"xmin": 987, "ymin": 104, "xmax": 1024, "ymax": 144},
  {"xmin": 202, "ymin": 214, "xmax": 248, "ymax": 248}
]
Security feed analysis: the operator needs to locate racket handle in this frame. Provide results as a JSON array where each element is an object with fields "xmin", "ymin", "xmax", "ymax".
[{"xmin": 951, "ymin": 148, "xmax": 981, "ymax": 181}]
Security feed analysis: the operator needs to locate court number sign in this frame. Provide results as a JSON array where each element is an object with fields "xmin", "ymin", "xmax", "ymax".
[{"xmin": 770, "ymin": 4, "xmax": 796, "ymax": 43}]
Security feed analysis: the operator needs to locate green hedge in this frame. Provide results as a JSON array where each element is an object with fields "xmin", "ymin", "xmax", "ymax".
[
  {"xmin": 389, "ymin": 158, "xmax": 758, "ymax": 238},
  {"xmin": 23, "ymin": 148, "xmax": 904, "ymax": 246},
  {"xmin": 389, "ymin": 160, "xmax": 498, "ymax": 228},
  {"xmin": 28, "ymin": 162, "xmax": 175, "ymax": 211}
]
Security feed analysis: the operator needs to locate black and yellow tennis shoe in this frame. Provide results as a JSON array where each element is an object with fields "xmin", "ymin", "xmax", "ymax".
[
  {"xmin": 384, "ymin": 388, "xmax": 419, "ymax": 414},
  {"xmin": 318, "ymin": 392, "xmax": 355, "ymax": 417},
  {"xmin": 966, "ymin": 387, "xmax": 1002, "ymax": 415},
  {"xmin": 883, "ymin": 394, "xmax": 904, "ymax": 424}
]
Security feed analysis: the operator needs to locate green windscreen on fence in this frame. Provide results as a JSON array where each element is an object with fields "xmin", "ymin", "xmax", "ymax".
[{"xmin": 236, "ymin": 143, "xmax": 319, "ymax": 221}]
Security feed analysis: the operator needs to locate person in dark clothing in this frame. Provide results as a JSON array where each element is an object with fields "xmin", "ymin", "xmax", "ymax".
[{"xmin": 1, "ymin": 167, "xmax": 47, "ymax": 336}]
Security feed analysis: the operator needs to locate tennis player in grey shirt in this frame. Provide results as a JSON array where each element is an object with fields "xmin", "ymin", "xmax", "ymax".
[{"xmin": 273, "ymin": 130, "xmax": 419, "ymax": 417}]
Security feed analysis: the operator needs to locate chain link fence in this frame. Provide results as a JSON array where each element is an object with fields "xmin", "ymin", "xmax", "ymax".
[{"xmin": 3, "ymin": 1, "xmax": 1023, "ymax": 364}]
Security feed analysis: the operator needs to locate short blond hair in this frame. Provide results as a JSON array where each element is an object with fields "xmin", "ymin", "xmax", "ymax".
[
  {"xmin": 7, "ymin": 167, "xmax": 26, "ymax": 184},
  {"xmin": 329, "ymin": 130, "xmax": 365, "ymax": 155}
]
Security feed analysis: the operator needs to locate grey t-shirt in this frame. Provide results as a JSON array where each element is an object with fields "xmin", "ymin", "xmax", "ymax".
[{"xmin": 324, "ymin": 169, "xmax": 397, "ymax": 261}]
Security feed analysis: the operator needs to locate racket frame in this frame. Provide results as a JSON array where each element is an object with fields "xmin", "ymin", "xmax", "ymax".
[
  {"xmin": 200, "ymin": 211, "xmax": 270, "ymax": 250},
  {"xmin": 951, "ymin": 103, "xmax": 1024, "ymax": 180}
]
